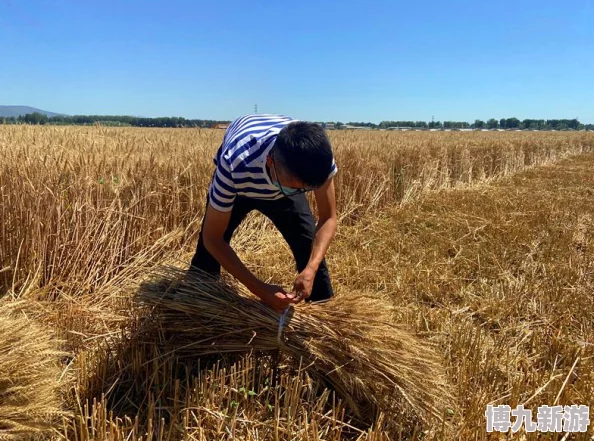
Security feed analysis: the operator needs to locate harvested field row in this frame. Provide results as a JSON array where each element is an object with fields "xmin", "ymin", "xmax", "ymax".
[{"xmin": 321, "ymin": 152, "xmax": 594, "ymax": 438}]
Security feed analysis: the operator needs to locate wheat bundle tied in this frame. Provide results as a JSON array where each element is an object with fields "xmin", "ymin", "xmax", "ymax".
[
  {"xmin": 135, "ymin": 265, "xmax": 453, "ymax": 429},
  {"xmin": 0, "ymin": 301, "xmax": 66, "ymax": 440}
]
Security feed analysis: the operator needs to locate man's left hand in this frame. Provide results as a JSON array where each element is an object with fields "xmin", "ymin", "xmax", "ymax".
[{"xmin": 291, "ymin": 268, "xmax": 316, "ymax": 303}]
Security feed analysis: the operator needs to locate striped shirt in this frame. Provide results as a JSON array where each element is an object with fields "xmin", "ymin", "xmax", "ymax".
[{"xmin": 208, "ymin": 114, "xmax": 338, "ymax": 212}]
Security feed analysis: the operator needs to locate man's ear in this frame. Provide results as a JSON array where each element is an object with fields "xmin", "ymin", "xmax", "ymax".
[{"xmin": 265, "ymin": 155, "xmax": 273, "ymax": 167}]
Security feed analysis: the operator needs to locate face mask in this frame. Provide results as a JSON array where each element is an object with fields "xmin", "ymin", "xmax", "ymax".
[{"xmin": 274, "ymin": 180, "xmax": 305, "ymax": 196}]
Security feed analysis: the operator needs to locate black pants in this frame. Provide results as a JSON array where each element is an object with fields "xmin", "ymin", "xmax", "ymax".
[{"xmin": 190, "ymin": 194, "xmax": 334, "ymax": 302}]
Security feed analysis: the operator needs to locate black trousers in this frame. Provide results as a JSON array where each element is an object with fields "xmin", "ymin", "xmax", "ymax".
[{"xmin": 190, "ymin": 194, "xmax": 334, "ymax": 302}]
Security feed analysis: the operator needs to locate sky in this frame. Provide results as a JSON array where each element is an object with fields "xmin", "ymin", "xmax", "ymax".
[{"xmin": 1, "ymin": 0, "xmax": 593, "ymax": 123}]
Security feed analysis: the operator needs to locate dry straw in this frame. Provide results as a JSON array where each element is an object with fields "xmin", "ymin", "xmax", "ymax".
[
  {"xmin": 134, "ymin": 266, "xmax": 454, "ymax": 432},
  {"xmin": 0, "ymin": 301, "xmax": 66, "ymax": 440}
]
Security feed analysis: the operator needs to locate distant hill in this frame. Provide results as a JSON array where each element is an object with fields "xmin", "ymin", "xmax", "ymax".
[{"xmin": 0, "ymin": 106, "xmax": 65, "ymax": 118}]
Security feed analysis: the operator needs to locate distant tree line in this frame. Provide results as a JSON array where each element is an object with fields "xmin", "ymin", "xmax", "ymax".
[
  {"xmin": 330, "ymin": 118, "xmax": 593, "ymax": 131},
  {"xmin": 1, "ymin": 113, "xmax": 593, "ymax": 131},
  {"xmin": 0, "ymin": 113, "xmax": 230, "ymax": 128},
  {"xmin": 376, "ymin": 120, "xmax": 472, "ymax": 129}
]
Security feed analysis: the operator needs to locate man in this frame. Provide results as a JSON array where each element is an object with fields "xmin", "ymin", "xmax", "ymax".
[{"xmin": 190, "ymin": 114, "xmax": 338, "ymax": 312}]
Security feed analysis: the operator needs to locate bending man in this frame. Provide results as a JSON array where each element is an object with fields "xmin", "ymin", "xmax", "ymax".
[{"xmin": 190, "ymin": 114, "xmax": 338, "ymax": 312}]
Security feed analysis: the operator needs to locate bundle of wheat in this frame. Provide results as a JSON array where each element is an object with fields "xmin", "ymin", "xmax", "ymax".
[
  {"xmin": 134, "ymin": 266, "xmax": 453, "ymax": 433},
  {"xmin": 0, "ymin": 301, "xmax": 65, "ymax": 440}
]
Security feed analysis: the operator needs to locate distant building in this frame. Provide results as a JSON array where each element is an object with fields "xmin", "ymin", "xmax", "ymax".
[
  {"xmin": 213, "ymin": 123, "xmax": 229, "ymax": 129},
  {"xmin": 325, "ymin": 123, "xmax": 336, "ymax": 130},
  {"xmin": 386, "ymin": 126, "xmax": 414, "ymax": 131},
  {"xmin": 342, "ymin": 124, "xmax": 371, "ymax": 130}
]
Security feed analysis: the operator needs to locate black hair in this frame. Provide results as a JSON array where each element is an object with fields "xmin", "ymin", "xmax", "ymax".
[{"xmin": 273, "ymin": 121, "xmax": 334, "ymax": 188}]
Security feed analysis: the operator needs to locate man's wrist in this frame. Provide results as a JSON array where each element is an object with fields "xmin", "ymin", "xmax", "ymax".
[
  {"xmin": 244, "ymin": 276, "xmax": 264, "ymax": 297},
  {"xmin": 304, "ymin": 263, "xmax": 319, "ymax": 275}
]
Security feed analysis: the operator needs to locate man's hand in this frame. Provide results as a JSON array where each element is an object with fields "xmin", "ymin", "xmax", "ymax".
[
  {"xmin": 291, "ymin": 268, "xmax": 316, "ymax": 303},
  {"xmin": 254, "ymin": 282, "xmax": 296, "ymax": 312}
]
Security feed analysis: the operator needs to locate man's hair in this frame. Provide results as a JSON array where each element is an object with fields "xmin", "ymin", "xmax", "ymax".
[{"xmin": 273, "ymin": 121, "xmax": 333, "ymax": 188}]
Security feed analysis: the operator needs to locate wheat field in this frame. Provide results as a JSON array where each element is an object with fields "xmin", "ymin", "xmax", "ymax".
[{"xmin": 1, "ymin": 125, "xmax": 593, "ymax": 440}]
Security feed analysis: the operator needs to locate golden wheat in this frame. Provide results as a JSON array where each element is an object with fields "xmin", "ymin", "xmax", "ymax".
[
  {"xmin": 0, "ymin": 301, "xmax": 66, "ymax": 440},
  {"xmin": 1, "ymin": 126, "xmax": 593, "ymax": 440}
]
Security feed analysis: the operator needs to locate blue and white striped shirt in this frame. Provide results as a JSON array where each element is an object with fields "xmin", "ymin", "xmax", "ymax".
[{"xmin": 208, "ymin": 114, "xmax": 338, "ymax": 212}]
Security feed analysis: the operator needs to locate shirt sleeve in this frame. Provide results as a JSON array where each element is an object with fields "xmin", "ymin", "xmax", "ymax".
[
  {"xmin": 208, "ymin": 155, "xmax": 236, "ymax": 212},
  {"xmin": 327, "ymin": 157, "xmax": 338, "ymax": 180}
]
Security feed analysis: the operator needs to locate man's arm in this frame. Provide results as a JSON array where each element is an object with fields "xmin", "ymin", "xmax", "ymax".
[
  {"xmin": 291, "ymin": 177, "xmax": 338, "ymax": 300},
  {"xmin": 202, "ymin": 204, "xmax": 295, "ymax": 312}
]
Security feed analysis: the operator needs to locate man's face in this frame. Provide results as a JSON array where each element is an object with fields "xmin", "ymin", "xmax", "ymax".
[{"xmin": 266, "ymin": 154, "xmax": 309, "ymax": 195}]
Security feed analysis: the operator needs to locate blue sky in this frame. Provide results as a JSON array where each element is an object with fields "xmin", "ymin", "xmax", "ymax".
[{"xmin": 1, "ymin": 0, "xmax": 593, "ymax": 123}]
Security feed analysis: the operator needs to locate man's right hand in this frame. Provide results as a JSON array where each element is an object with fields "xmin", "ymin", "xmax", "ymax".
[{"xmin": 254, "ymin": 282, "xmax": 295, "ymax": 312}]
